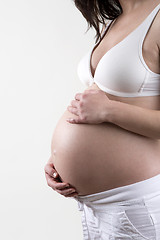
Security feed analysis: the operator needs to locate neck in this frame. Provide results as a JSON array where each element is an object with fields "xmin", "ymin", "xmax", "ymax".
[{"xmin": 118, "ymin": 0, "xmax": 150, "ymax": 15}]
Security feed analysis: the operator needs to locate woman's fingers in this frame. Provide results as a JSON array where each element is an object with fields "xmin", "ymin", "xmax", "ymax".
[
  {"xmin": 45, "ymin": 173, "xmax": 69, "ymax": 190},
  {"xmin": 46, "ymin": 174, "xmax": 78, "ymax": 196},
  {"xmin": 67, "ymin": 106, "xmax": 79, "ymax": 116},
  {"xmin": 65, "ymin": 192, "xmax": 79, "ymax": 198},
  {"xmin": 56, "ymin": 187, "xmax": 78, "ymax": 196},
  {"xmin": 44, "ymin": 162, "xmax": 59, "ymax": 178},
  {"xmin": 44, "ymin": 156, "xmax": 78, "ymax": 197},
  {"xmin": 45, "ymin": 173, "xmax": 78, "ymax": 195}
]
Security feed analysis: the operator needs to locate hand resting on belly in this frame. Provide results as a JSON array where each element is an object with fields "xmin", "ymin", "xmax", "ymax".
[{"xmin": 44, "ymin": 154, "xmax": 79, "ymax": 198}]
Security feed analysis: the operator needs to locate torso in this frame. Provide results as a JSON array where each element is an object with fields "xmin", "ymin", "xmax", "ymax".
[{"xmin": 51, "ymin": 1, "xmax": 160, "ymax": 196}]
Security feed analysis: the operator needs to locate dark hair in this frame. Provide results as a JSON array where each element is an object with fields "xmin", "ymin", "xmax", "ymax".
[{"xmin": 72, "ymin": 0, "xmax": 122, "ymax": 43}]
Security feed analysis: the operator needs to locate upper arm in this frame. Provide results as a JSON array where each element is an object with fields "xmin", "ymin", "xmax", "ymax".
[
  {"xmin": 154, "ymin": 11, "xmax": 160, "ymax": 51},
  {"xmin": 157, "ymin": 17, "xmax": 160, "ymax": 70},
  {"xmin": 152, "ymin": 11, "xmax": 160, "ymax": 69}
]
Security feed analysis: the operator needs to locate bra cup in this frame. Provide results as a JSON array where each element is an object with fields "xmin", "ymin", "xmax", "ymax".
[
  {"xmin": 77, "ymin": 50, "xmax": 94, "ymax": 87},
  {"xmin": 93, "ymin": 42, "xmax": 147, "ymax": 93}
]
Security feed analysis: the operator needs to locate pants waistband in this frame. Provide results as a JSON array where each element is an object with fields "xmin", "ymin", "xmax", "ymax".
[{"xmin": 74, "ymin": 173, "xmax": 160, "ymax": 207}]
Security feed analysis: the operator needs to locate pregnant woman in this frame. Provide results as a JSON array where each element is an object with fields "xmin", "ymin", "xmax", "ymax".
[{"xmin": 44, "ymin": 0, "xmax": 160, "ymax": 239}]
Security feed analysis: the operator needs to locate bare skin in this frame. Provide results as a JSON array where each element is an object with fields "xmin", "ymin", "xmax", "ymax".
[{"xmin": 44, "ymin": 0, "xmax": 160, "ymax": 197}]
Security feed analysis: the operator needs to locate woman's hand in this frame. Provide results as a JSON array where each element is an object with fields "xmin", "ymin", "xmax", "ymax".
[
  {"xmin": 66, "ymin": 89, "xmax": 112, "ymax": 124},
  {"xmin": 44, "ymin": 155, "xmax": 78, "ymax": 198}
]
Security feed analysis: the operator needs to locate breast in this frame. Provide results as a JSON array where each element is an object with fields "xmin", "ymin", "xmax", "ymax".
[
  {"xmin": 94, "ymin": 42, "xmax": 146, "ymax": 93},
  {"xmin": 51, "ymin": 108, "xmax": 160, "ymax": 195},
  {"xmin": 77, "ymin": 49, "xmax": 94, "ymax": 87}
]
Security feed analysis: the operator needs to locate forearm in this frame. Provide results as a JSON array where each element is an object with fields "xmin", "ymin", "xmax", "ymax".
[{"xmin": 107, "ymin": 100, "xmax": 160, "ymax": 139}]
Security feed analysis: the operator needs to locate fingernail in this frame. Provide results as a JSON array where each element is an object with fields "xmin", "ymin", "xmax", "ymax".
[
  {"xmin": 66, "ymin": 118, "xmax": 74, "ymax": 122},
  {"xmin": 53, "ymin": 172, "xmax": 57, "ymax": 178},
  {"xmin": 53, "ymin": 149, "xmax": 56, "ymax": 155}
]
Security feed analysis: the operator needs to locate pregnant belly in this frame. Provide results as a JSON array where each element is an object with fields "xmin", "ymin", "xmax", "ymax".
[{"xmin": 51, "ymin": 109, "xmax": 160, "ymax": 195}]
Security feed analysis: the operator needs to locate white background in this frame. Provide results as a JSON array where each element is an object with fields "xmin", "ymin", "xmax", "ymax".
[{"xmin": 0, "ymin": 0, "xmax": 95, "ymax": 239}]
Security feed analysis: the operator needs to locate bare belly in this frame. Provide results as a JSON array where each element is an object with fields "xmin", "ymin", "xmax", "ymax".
[{"xmin": 51, "ymin": 108, "xmax": 160, "ymax": 196}]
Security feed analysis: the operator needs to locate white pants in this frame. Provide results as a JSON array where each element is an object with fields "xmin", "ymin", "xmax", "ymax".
[{"xmin": 73, "ymin": 173, "xmax": 160, "ymax": 240}]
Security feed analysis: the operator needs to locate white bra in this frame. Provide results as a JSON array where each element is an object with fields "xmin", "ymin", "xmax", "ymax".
[{"xmin": 77, "ymin": 3, "xmax": 160, "ymax": 97}]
